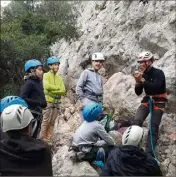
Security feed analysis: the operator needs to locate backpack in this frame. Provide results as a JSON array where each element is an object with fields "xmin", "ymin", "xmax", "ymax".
[{"xmin": 100, "ymin": 114, "xmax": 115, "ymax": 132}]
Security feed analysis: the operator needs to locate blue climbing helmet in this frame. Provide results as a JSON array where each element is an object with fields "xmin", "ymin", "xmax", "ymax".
[
  {"xmin": 0, "ymin": 96, "xmax": 28, "ymax": 113},
  {"xmin": 82, "ymin": 103, "xmax": 103, "ymax": 122},
  {"xmin": 47, "ymin": 56, "xmax": 60, "ymax": 65},
  {"xmin": 24, "ymin": 59, "xmax": 42, "ymax": 72}
]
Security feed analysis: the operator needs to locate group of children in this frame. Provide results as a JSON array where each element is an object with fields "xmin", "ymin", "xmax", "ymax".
[
  {"xmin": 1, "ymin": 56, "xmax": 66, "ymax": 144},
  {"xmin": 0, "ymin": 51, "xmax": 165, "ymax": 176}
]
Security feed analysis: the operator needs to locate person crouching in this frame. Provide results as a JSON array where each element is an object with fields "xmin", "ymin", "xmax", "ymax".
[{"xmin": 71, "ymin": 102, "xmax": 115, "ymax": 163}]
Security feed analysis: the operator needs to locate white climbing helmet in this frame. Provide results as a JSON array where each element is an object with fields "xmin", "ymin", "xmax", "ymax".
[
  {"xmin": 1, "ymin": 104, "xmax": 34, "ymax": 132},
  {"xmin": 137, "ymin": 51, "xmax": 154, "ymax": 62},
  {"xmin": 92, "ymin": 52, "xmax": 105, "ymax": 61},
  {"xmin": 122, "ymin": 125, "xmax": 144, "ymax": 148}
]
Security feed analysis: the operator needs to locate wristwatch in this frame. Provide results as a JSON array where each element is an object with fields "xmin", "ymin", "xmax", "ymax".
[{"xmin": 141, "ymin": 78, "xmax": 145, "ymax": 83}]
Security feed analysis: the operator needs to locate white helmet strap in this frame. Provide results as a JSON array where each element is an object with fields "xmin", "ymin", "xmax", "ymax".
[{"xmin": 30, "ymin": 119, "xmax": 38, "ymax": 136}]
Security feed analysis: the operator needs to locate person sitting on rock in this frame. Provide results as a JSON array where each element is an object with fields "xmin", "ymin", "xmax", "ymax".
[
  {"xmin": 0, "ymin": 96, "xmax": 28, "ymax": 114},
  {"xmin": 100, "ymin": 114, "xmax": 135, "ymax": 134},
  {"xmin": 40, "ymin": 56, "xmax": 66, "ymax": 146},
  {"xmin": 101, "ymin": 125, "xmax": 162, "ymax": 176},
  {"xmin": 76, "ymin": 52, "xmax": 105, "ymax": 107},
  {"xmin": 0, "ymin": 104, "xmax": 53, "ymax": 176},
  {"xmin": 71, "ymin": 102, "xmax": 115, "ymax": 163}
]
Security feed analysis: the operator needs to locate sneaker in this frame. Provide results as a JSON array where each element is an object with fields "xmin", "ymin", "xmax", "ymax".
[
  {"xmin": 96, "ymin": 147, "xmax": 105, "ymax": 163},
  {"xmin": 92, "ymin": 160, "xmax": 104, "ymax": 169}
]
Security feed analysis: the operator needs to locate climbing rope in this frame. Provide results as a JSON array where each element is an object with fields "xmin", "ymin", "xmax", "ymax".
[{"xmin": 148, "ymin": 96, "xmax": 159, "ymax": 165}]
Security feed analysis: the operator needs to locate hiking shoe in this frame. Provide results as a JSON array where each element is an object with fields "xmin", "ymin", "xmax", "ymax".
[
  {"xmin": 92, "ymin": 160, "xmax": 104, "ymax": 169},
  {"xmin": 96, "ymin": 147, "xmax": 105, "ymax": 163}
]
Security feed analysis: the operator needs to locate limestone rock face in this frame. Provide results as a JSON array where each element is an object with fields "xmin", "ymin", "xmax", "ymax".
[
  {"xmin": 52, "ymin": 145, "xmax": 99, "ymax": 176},
  {"xmin": 51, "ymin": 1, "xmax": 176, "ymax": 176}
]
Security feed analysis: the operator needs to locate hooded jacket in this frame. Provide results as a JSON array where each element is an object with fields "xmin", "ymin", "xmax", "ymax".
[
  {"xmin": 72, "ymin": 120, "xmax": 115, "ymax": 147},
  {"xmin": 76, "ymin": 68, "xmax": 103, "ymax": 103},
  {"xmin": 0, "ymin": 133, "xmax": 53, "ymax": 176},
  {"xmin": 43, "ymin": 71, "xmax": 66, "ymax": 103},
  {"xmin": 101, "ymin": 145, "xmax": 162, "ymax": 176},
  {"xmin": 20, "ymin": 78, "xmax": 47, "ymax": 110}
]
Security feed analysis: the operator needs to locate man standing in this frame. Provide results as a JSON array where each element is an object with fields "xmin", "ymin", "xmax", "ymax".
[
  {"xmin": 76, "ymin": 52, "xmax": 105, "ymax": 107},
  {"xmin": 133, "ymin": 51, "xmax": 167, "ymax": 157}
]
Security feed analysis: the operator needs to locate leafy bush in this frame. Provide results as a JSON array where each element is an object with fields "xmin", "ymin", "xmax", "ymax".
[{"xmin": 0, "ymin": 0, "xmax": 80, "ymax": 97}]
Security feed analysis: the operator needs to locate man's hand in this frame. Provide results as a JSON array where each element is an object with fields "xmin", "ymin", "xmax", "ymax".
[{"xmin": 133, "ymin": 71, "xmax": 143, "ymax": 83}]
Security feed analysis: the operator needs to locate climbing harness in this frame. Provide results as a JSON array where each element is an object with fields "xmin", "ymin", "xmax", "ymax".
[
  {"xmin": 148, "ymin": 96, "xmax": 159, "ymax": 165},
  {"xmin": 30, "ymin": 109, "xmax": 43, "ymax": 138},
  {"xmin": 46, "ymin": 94, "xmax": 61, "ymax": 101}
]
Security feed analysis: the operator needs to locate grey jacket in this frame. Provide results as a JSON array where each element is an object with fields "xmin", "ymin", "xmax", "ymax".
[
  {"xmin": 72, "ymin": 121, "xmax": 115, "ymax": 147},
  {"xmin": 76, "ymin": 68, "xmax": 103, "ymax": 103}
]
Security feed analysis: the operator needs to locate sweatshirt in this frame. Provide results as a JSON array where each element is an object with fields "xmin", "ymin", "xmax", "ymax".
[
  {"xmin": 76, "ymin": 68, "xmax": 103, "ymax": 103},
  {"xmin": 0, "ymin": 133, "xmax": 53, "ymax": 176},
  {"xmin": 72, "ymin": 121, "xmax": 115, "ymax": 147}
]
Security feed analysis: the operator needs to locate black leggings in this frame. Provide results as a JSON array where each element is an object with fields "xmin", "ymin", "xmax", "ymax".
[{"xmin": 134, "ymin": 104, "xmax": 164, "ymax": 155}]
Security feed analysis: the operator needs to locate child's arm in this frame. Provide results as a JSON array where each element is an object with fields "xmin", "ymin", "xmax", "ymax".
[
  {"xmin": 76, "ymin": 70, "xmax": 88, "ymax": 100},
  {"xmin": 43, "ymin": 73, "xmax": 60, "ymax": 91},
  {"xmin": 96, "ymin": 124, "xmax": 115, "ymax": 146},
  {"xmin": 50, "ymin": 77, "xmax": 66, "ymax": 96},
  {"xmin": 20, "ymin": 80, "xmax": 42, "ymax": 107}
]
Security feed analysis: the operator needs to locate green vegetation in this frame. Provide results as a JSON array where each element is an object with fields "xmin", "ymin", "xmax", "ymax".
[{"xmin": 0, "ymin": 0, "xmax": 79, "ymax": 97}]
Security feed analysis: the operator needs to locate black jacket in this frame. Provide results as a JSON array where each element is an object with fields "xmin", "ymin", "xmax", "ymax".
[
  {"xmin": 135, "ymin": 67, "xmax": 167, "ymax": 103},
  {"xmin": 20, "ymin": 78, "xmax": 47, "ymax": 111},
  {"xmin": 0, "ymin": 133, "xmax": 53, "ymax": 176},
  {"xmin": 101, "ymin": 145, "xmax": 162, "ymax": 176}
]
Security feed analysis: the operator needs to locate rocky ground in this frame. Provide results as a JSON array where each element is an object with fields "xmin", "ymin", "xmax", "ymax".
[{"xmin": 51, "ymin": 97, "xmax": 176, "ymax": 176}]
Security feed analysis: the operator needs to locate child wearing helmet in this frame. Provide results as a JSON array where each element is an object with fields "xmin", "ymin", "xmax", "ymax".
[
  {"xmin": 0, "ymin": 96, "xmax": 28, "ymax": 140},
  {"xmin": 0, "ymin": 105, "xmax": 52, "ymax": 176},
  {"xmin": 76, "ymin": 52, "xmax": 105, "ymax": 107},
  {"xmin": 40, "ymin": 56, "xmax": 66, "ymax": 146},
  {"xmin": 20, "ymin": 59, "xmax": 47, "ymax": 138},
  {"xmin": 71, "ymin": 102, "xmax": 115, "ymax": 163},
  {"xmin": 0, "ymin": 96, "xmax": 28, "ymax": 113},
  {"xmin": 101, "ymin": 125, "xmax": 162, "ymax": 176},
  {"xmin": 133, "ymin": 51, "xmax": 167, "ymax": 157}
]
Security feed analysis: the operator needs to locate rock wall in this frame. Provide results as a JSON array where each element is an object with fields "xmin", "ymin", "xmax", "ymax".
[
  {"xmin": 52, "ymin": 1, "xmax": 176, "ymax": 113},
  {"xmin": 51, "ymin": 1, "xmax": 176, "ymax": 176}
]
